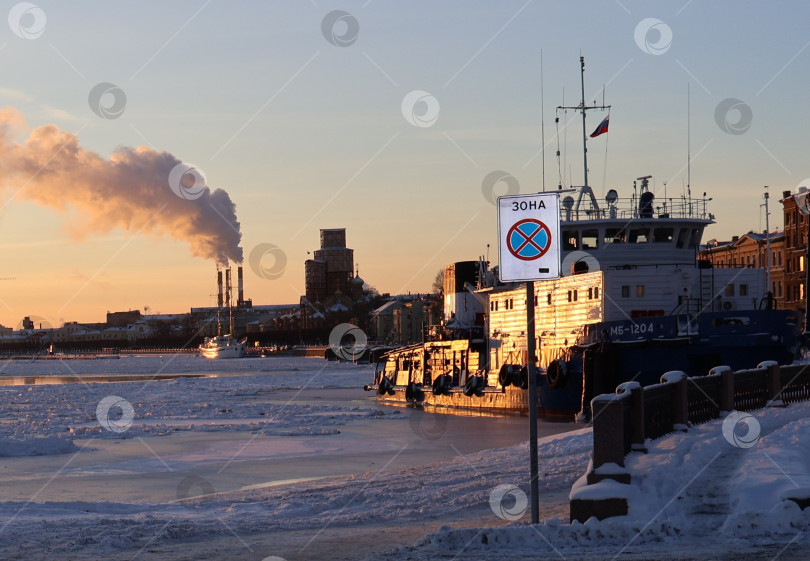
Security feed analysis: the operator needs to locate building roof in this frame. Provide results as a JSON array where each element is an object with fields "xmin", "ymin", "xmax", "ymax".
[{"xmin": 371, "ymin": 300, "xmax": 403, "ymax": 316}]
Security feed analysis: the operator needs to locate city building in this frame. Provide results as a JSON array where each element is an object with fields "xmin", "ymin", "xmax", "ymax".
[
  {"xmin": 305, "ymin": 228, "xmax": 354, "ymax": 304},
  {"xmin": 700, "ymin": 231, "xmax": 785, "ymax": 308},
  {"xmin": 781, "ymin": 188, "xmax": 809, "ymax": 314}
]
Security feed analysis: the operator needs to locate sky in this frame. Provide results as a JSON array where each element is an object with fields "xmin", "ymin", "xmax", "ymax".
[{"xmin": 0, "ymin": 0, "xmax": 809, "ymax": 326}]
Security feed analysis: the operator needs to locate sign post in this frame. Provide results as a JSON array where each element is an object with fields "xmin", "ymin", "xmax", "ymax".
[{"xmin": 497, "ymin": 192, "xmax": 561, "ymax": 525}]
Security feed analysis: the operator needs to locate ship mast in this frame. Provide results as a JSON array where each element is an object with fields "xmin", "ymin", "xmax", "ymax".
[{"xmin": 557, "ymin": 56, "xmax": 610, "ymax": 214}]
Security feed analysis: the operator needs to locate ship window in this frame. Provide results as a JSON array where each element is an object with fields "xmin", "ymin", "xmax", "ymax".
[
  {"xmin": 563, "ymin": 230, "xmax": 579, "ymax": 250},
  {"xmin": 688, "ymin": 228, "xmax": 700, "ymax": 248},
  {"xmin": 567, "ymin": 290, "xmax": 572, "ymax": 302},
  {"xmin": 582, "ymin": 229, "xmax": 599, "ymax": 249},
  {"xmin": 573, "ymin": 289, "xmax": 578, "ymax": 301},
  {"xmin": 628, "ymin": 228, "xmax": 650, "ymax": 243},
  {"xmin": 588, "ymin": 287, "xmax": 593, "ymax": 299},
  {"xmin": 653, "ymin": 227, "xmax": 674, "ymax": 243},
  {"xmin": 636, "ymin": 285, "xmax": 645, "ymax": 297},
  {"xmin": 605, "ymin": 228, "xmax": 625, "ymax": 244},
  {"xmin": 595, "ymin": 287, "xmax": 600, "ymax": 299},
  {"xmin": 676, "ymin": 228, "xmax": 689, "ymax": 248},
  {"xmin": 547, "ymin": 293, "xmax": 552, "ymax": 305},
  {"xmin": 740, "ymin": 284, "xmax": 748, "ymax": 296},
  {"xmin": 490, "ymin": 301, "xmax": 494, "ymax": 311},
  {"xmin": 725, "ymin": 284, "xmax": 734, "ymax": 297},
  {"xmin": 621, "ymin": 285, "xmax": 630, "ymax": 297}
]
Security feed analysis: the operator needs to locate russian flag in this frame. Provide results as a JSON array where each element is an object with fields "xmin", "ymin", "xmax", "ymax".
[{"xmin": 590, "ymin": 115, "xmax": 609, "ymax": 138}]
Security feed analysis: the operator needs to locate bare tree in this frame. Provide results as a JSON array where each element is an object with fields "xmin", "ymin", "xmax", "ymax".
[{"xmin": 431, "ymin": 269, "xmax": 444, "ymax": 295}]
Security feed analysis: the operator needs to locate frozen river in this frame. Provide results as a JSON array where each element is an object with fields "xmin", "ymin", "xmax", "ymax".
[{"xmin": 0, "ymin": 355, "xmax": 583, "ymax": 560}]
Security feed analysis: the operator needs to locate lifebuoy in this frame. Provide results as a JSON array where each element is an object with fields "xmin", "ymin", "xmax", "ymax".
[{"xmin": 546, "ymin": 359, "xmax": 568, "ymax": 389}]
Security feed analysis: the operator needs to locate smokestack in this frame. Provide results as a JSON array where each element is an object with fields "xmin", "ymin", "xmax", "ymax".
[
  {"xmin": 217, "ymin": 270, "xmax": 223, "ymax": 309},
  {"xmin": 225, "ymin": 268, "xmax": 232, "ymax": 308},
  {"xmin": 237, "ymin": 266, "xmax": 244, "ymax": 304}
]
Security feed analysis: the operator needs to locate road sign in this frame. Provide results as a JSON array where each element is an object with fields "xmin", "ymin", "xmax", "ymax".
[{"xmin": 497, "ymin": 193, "xmax": 560, "ymax": 282}]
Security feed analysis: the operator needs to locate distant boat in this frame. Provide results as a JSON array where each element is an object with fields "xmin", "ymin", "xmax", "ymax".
[
  {"xmin": 200, "ymin": 266, "xmax": 245, "ymax": 359},
  {"xmin": 199, "ymin": 334, "xmax": 246, "ymax": 359}
]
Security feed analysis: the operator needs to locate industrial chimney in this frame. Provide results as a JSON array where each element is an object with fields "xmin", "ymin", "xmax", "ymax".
[
  {"xmin": 217, "ymin": 270, "xmax": 224, "ymax": 309},
  {"xmin": 225, "ymin": 268, "xmax": 232, "ymax": 308},
  {"xmin": 237, "ymin": 266, "xmax": 244, "ymax": 305}
]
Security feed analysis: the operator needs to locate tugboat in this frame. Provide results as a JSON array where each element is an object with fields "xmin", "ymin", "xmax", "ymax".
[
  {"xmin": 364, "ymin": 58, "xmax": 801, "ymax": 420},
  {"xmin": 199, "ymin": 267, "xmax": 246, "ymax": 359}
]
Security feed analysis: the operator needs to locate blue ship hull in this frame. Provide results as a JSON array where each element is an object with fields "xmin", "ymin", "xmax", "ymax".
[{"xmin": 533, "ymin": 309, "xmax": 801, "ymax": 419}]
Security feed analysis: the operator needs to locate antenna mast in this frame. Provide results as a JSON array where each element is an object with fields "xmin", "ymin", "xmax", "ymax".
[
  {"xmin": 687, "ymin": 83, "xmax": 692, "ymax": 215},
  {"xmin": 764, "ymin": 186, "xmax": 771, "ymax": 292},
  {"xmin": 556, "ymin": 56, "xmax": 610, "ymax": 190},
  {"xmin": 540, "ymin": 49, "xmax": 546, "ymax": 191}
]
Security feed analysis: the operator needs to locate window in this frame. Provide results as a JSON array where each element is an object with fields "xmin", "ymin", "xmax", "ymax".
[
  {"xmin": 588, "ymin": 287, "xmax": 593, "ymax": 299},
  {"xmin": 740, "ymin": 284, "xmax": 748, "ymax": 297},
  {"xmin": 595, "ymin": 287, "xmax": 600, "ymax": 299},
  {"xmin": 563, "ymin": 231, "xmax": 579, "ymax": 250},
  {"xmin": 653, "ymin": 227, "xmax": 674, "ymax": 243},
  {"xmin": 688, "ymin": 228, "xmax": 700, "ymax": 249},
  {"xmin": 567, "ymin": 290, "xmax": 572, "ymax": 302},
  {"xmin": 636, "ymin": 285, "xmax": 645, "ymax": 297},
  {"xmin": 628, "ymin": 228, "xmax": 650, "ymax": 243},
  {"xmin": 605, "ymin": 228, "xmax": 625, "ymax": 244},
  {"xmin": 547, "ymin": 293, "xmax": 552, "ymax": 305},
  {"xmin": 582, "ymin": 229, "xmax": 599, "ymax": 249},
  {"xmin": 725, "ymin": 284, "xmax": 735, "ymax": 297},
  {"xmin": 573, "ymin": 289, "xmax": 578, "ymax": 301},
  {"xmin": 676, "ymin": 229, "xmax": 689, "ymax": 248},
  {"xmin": 621, "ymin": 285, "xmax": 630, "ymax": 297}
]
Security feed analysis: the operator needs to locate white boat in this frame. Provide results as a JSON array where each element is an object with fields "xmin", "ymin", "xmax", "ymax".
[
  {"xmin": 199, "ymin": 334, "xmax": 245, "ymax": 359},
  {"xmin": 199, "ymin": 267, "xmax": 245, "ymax": 359}
]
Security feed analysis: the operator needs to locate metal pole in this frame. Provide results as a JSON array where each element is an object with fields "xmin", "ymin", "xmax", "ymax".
[
  {"xmin": 525, "ymin": 281, "xmax": 540, "ymax": 524},
  {"xmin": 764, "ymin": 188, "xmax": 771, "ymax": 291},
  {"xmin": 579, "ymin": 56, "xmax": 588, "ymax": 189}
]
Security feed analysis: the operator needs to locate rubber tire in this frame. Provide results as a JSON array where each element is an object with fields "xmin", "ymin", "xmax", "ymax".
[
  {"xmin": 546, "ymin": 360, "xmax": 567, "ymax": 389},
  {"xmin": 498, "ymin": 364, "xmax": 512, "ymax": 387}
]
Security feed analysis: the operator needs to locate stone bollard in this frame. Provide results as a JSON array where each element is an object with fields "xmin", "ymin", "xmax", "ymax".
[
  {"xmin": 759, "ymin": 361, "xmax": 784, "ymax": 407},
  {"xmin": 661, "ymin": 371, "xmax": 688, "ymax": 432},
  {"xmin": 588, "ymin": 392, "xmax": 631, "ymax": 485},
  {"xmin": 616, "ymin": 381, "xmax": 646, "ymax": 453}
]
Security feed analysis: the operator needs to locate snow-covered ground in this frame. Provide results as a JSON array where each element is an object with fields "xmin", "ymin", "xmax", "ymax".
[{"xmin": 3, "ymin": 356, "xmax": 810, "ymax": 560}]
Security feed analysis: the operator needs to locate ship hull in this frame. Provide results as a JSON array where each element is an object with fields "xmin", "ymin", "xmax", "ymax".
[
  {"xmin": 370, "ymin": 309, "xmax": 800, "ymax": 421},
  {"xmin": 199, "ymin": 335, "xmax": 246, "ymax": 359}
]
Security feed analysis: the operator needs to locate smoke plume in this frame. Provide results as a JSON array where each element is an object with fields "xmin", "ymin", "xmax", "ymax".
[{"xmin": 0, "ymin": 108, "xmax": 242, "ymax": 265}]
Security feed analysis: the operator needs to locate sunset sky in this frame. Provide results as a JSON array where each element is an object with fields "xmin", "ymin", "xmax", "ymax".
[{"xmin": 0, "ymin": 0, "xmax": 809, "ymax": 326}]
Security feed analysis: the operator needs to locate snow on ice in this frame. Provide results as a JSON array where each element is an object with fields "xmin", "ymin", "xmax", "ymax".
[{"xmin": 2, "ymin": 356, "xmax": 810, "ymax": 560}]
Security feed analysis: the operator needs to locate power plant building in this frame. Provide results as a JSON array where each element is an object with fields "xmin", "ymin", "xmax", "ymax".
[{"xmin": 305, "ymin": 228, "xmax": 354, "ymax": 303}]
